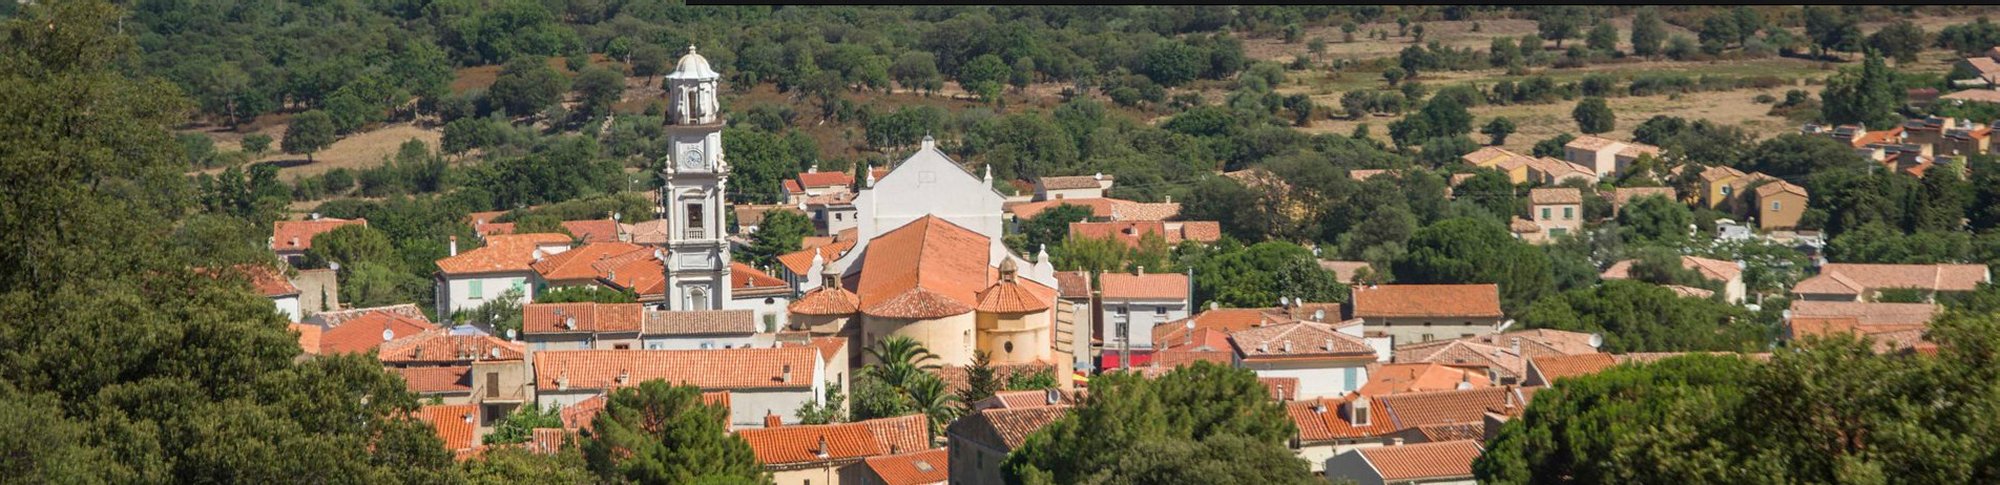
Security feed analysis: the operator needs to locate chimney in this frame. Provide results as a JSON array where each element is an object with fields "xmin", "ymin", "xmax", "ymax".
[
  {"xmin": 616, "ymin": 369, "xmax": 629, "ymax": 386},
  {"xmin": 816, "ymin": 436, "xmax": 830, "ymax": 459},
  {"xmin": 1457, "ymin": 371, "xmax": 1473, "ymax": 390},
  {"xmin": 764, "ymin": 411, "xmax": 782, "ymax": 428},
  {"xmin": 555, "ymin": 374, "xmax": 568, "ymax": 391},
  {"xmin": 1324, "ymin": 338, "xmax": 1334, "ymax": 351},
  {"xmin": 462, "ymin": 412, "xmax": 475, "ymax": 424},
  {"xmin": 1164, "ymin": 195, "xmax": 1172, "ymax": 204},
  {"xmin": 1312, "ymin": 401, "xmax": 1327, "ymax": 414},
  {"xmin": 1135, "ymin": 266, "xmax": 1144, "ymax": 276},
  {"xmin": 1045, "ymin": 388, "xmax": 1060, "ymax": 405},
  {"xmin": 1258, "ymin": 342, "xmax": 1269, "ymax": 353},
  {"xmin": 1282, "ymin": 341, "xmax": 1292, "ymax": 353},
  {"xmin": 1276, "ymin": 385, "xmax": 1287, "ymax": 401},
  {"xmin": 290, "ymin": 236, "xmax": 300, "ymax": 247},
  {"xmin": 448, "ymin": 236, "xmax": 458, "ymax": 256},
  {"xmin": 1094, "ymin": 172, "xmax": 1103, "ymax": 181},
  {"xmin": 1313, "ymin": 309, "xmax": 1325, "ymax": 321},
  {"xmin": 921, "ymin": 134, "xmax": 936, "ymax": 151},
  {"xmin": 781, "ymin": 364, "xmax": 793, "ymax": 383},
  {"xmin": 1510, "ymin": 337, "xmax": 1521, "ymax": 355}
]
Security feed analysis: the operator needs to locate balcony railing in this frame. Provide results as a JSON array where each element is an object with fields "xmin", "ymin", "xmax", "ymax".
[{"xmin": 683, "ymin": 228, "xmax": 706, "ymax": 239}]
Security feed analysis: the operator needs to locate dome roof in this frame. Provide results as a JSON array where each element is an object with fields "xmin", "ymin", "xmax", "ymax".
[{"xmin": 667, "ymin": 45, "xmax": 720, "ymax": 80}]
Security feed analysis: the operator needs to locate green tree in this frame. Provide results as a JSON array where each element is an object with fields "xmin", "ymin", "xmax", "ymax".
[
  {"xmin": 1615, "ymin": 195, "xmax": 1694, "ymax": 247},
  {"xmin": 794, "ymin": 381, "xmax": 848, "ymax": 425},
  {"xmin": 570, "ymin": 66, "xmax": 624, "ymax": 120},
  {"xmin": 303, "ymin": 224, "xmax": 399, "ymax": 272},
  {"xmin": 1393, "ymin": 217, "xmax": 1554, "ymax": 314},
  {"xmin": 1533, "ymin": 133, "xmax": 1576, "ymax": 158},
  {"xmin": 1819, "ymin": 50, "xmax": 1902, "ymax": 129},
  {"xmin": 461, "ymin": 447, "xmax": 593, "ymax": 484},
  {"xmin": 536, "ymin": 285, "xmax": 638, "ymax": 303},
  {"xmin": 489, "ymin": 56, "xmax": 570, "ymax": 118},
  {"xmin": 739, "ymin": 210, "xmax": 811, "ymax": 267},
  {"xmin": 242, "ymin": 133, "xmax": 273, "ymax": 156},
  {"xmin": 1571, "ymin": 97, "xmax": 1615, "ymax": 134},
  {"xmin": 1630, "ymin": 8, "xmax": 1667, "ymax": 58},
  {"xmin": 582, "ymin": 381, "xmax": 768, "ymax": 484},
  {"xmin": 1012, "ymin": 204, "xmax": 1093, "ymax": 256},
  {"xmin": 1586, "ymin": 22, "xmax": 1619, "ymax": 54},
  {"xmin": 1382, "ymin": 66, "xmax": 1407, "ymax": 86},
  {"xmin": 1481, "ymin": 117, "xmax": 1517, "ymax": 145},
  {"xmin": 1005, "ymin": 362, "xmax": 1313, "ymax": 484},
  {"xmin": 1866, "ymin": 20, "xmax": 1928, "ymax": 65},
  {"xmin": 486, "ymin": 404, "xmax": 562, "ymax": 445},
  {"xmin": 282, "ymin": 110, "xmax": 336, "ymax": 163},
  {"xmin": 1520, "ymin": 280, "xmax": 1762, "ymax": 352},
  {"xmin": 1537, "ymin": 8, "xmax": 1584, "ymax": 48}
]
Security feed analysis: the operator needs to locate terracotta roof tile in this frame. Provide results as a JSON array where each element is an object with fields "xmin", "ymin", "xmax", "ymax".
[
  {"xmin": 1038, "ymin": 175, "xmax": 1108, "ymax": 190},
  {"xmin": 309, "ymin": 303, "xmax": 426, "ymax": 327},
  {"xmin": 531, "ymin": 241, "xmax": 648, "ymax": 282},
  {"xmin": 1262, "ymin": 377, "xmax": 1302, "ymax": 401},
  {"xmin": 1177, "ymin": 221, "xmax": 1222, "ymax": 242},
  {"xmin": 1527, "ymin": 354, "xmax": 1617, "ymax": 384},
  {"xmin": 1394, "ymin": 339, "xmax": 1524, "ymax": 380},
  {"xmin": 864, "ymin": 448, "xmax": 949, "ymax": 485},
  {"xmin": 976, "ymin": 266, "xmax": 1053, "ymax": 314},
  {"xmin": 1288, "ymin": 395, "xmax": 1398, "ymax": 441},
  {"xmin": 1053, "ymin": 271, "xmax": 1091, "ymax": 299},
  {"xmin": 272, "ymin": 218, "xmax": 367, "ymax": 251},
  {"xmin": 861, "ymin": 414, "xmax": 931, "ymax": 455},
  {"xmin": 1411, "ymin": 422, "xmax": 1485, "ymax": 443},
  {"xmin": 529, "ymin": 428, "xmax": 573, "ymax": 454},
  {"xmin": 522, "ymin": 303, "xmax": 645, "ymax": 335},
  {"xmin": 1529, "ymin": 188, "xmax": 1582, "ymax": 205},
  {"xmin": 643, "ymin": 309, "xmax": 757, "ymax": 335},
  {"xmin": 1110, "ymin": 201, "xmax": 1181, "ymax": 221},
  {"xmin": 1601, "ymin": 255, "xmax": 1741, "ymax": 283},
  {"xmin": 1070, "ymin": 221, "xmax": 1173, "ymax": 249},
  {"xmin": 796, "ymin": 171, "xmax": 856, "ymax": 188},
  {"xmin": 390, "ymin": 365, "xmax": 473, "ymax": 394},
  {"xmin": 1318, "ymin": 261, "xmax": 1373, "ymax": 283},
  {"xmin": 1789, "ymin": 301, "xmax": 1939, "ymax": 326},
  {"xmin": 558, "ymin": 394, "xmax": 607, "ymax": 430},
  {"xmin": 319, "ymin": 312, "xmax": 437, "ymax": 355},
  {"xmin": 946, "ymin": 405, "xmax": 1070, "ymax": 451},
  {"xmin": 1755, "ymin": 180, "xmax": 1809, "ymax": 198},
  {"xmin": 984, "ymin": 389, "xmax": 1080, "ymax": 410},
  {"xmin": 437, "ymin": 234, "xmax": 573, "ymax": 275},
  {"xmin": 1099, "ymin": 272, "xmax": 1188, "ymax": 300},
  {"xmin": 1378, "ymin": 387, "xmax": 1530, "ymax": 428},
  {"xmin": 291, "ymin": 324, "xmax": 321, "ymax": 355},
  {"xmin": 731, "ymin": 262, "xmax": 790, "ymax": 294},
  {"xmin": 1699, "ymin": 165, "xmax": 1747, "ymax": 182},
  {"xmin": 532, "ymin": 347, "xmax": 817, "ymax": 391},
  {"xmin": 1788, "ymin": 316, "xmax": 1929, "ymax": 343},
  {"xmin": 596, "ymin": 250, "xmax": 666, "ymax": 297},
  {"xmin": 789, "ymin": 284, "xmax": 862, "ymax": 316},
  {"xmin": 561, "ymin": 220, "xmax": 620, "ymax": 243},
  {"xmin": 1351, "ymin": 284, "xmax": 1503, "ymax": 319},
  {"xmin": 1360, "ymin": 363, "xmax": 1490, "ymax": 396},
  {"xmin": 777, "ymin": 240, "xmax": 856, "ymax": 276},
  {"xmin": 1230, "ymin": 321, "xmax": 1376, "ymax": 360},
  {"xmin": 857, "ymin": 216, "xmax": 1019, "ymax": 319},
  {"xmin": 1795, "ymin": 264, "xmax": 1990, "ymax": 296},
  {"xmin": 738, "ymin": 415, "xmax": 928, "ymax": 466},
  {"xmin": 1358, "ymin": 440, "xmax": 1483, "ymax": 481},
  {"xmin": 1564, "ymin": 135, "xmax": 1620, "ymax": 151},
  {"xmin": 415, "ymin": 404, "xmax": 480, "ymax": 451},
  {"xmin": 377, "ymin": 328, "xmax": 525, "ymax": 364}
]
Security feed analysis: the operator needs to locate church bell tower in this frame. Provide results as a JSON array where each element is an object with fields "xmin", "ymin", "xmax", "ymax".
[{"xmin": 661, "ymin": 45, "xmax": 730, "ymax": 311}]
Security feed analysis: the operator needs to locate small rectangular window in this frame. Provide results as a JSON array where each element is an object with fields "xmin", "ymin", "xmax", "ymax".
[
  {"xmin": 1540, "ymin": 208, "xmax": 1551, "ymax": 219},
  {"xmin": 468, "ymin": 280, "xmax": 483, "ymax": 299},
  {"xmin": 1772, "ymin": 201, "xmax": 1782, "ymax": 211},
  {"xmin": 613, "ymin": 343, "xmax": 630, "ymax": 350},
  {"xmin": 486, "ymin": 372, "xmax": 500, "ymax": 398},
  {"xmin": 1154, "ymin": 306, "xmax": 1167, "ymax": 316},
  {"xmin": 1563, "ymin": 207, "xmax": 1574, "ymax": 219}
]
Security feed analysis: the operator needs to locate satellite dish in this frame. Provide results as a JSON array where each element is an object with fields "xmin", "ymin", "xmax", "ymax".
[
  {"xmin": 381, "ymin": 328, "xmax": 395, "ymax": 342},
  {"xmin": 506, "ymin": 329, "xmax": 518, "ymax": 340},
  {"xmin": 489, "ymin": 348, "xmax": 502, "ymax": 358},
  {"xmin": 329, "ymin": 261, "xmax": 342, "ymax": 272},
  {"xmin": 1587, "ymin": 333, "xmax": 1604, "ymax": 349}
]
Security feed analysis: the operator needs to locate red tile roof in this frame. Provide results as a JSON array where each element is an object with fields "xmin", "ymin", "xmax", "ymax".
[
  {"xmin": 319, "ymin": 312, "xmax": 437, "ymax": 355},
  {"xmin": 1358, "ymin": 440, "xmax": 1483, "ymax": 481},
  {"xmin": 1262, "ymin": 377, "xmax": 1302, "ymax": 401},
  {"xmin": 529, "ymin": 427, "xmax": 573, "ymax": 454},
  {"xmin": 797, "ymin": 170, "xmax": 856, "ymax": 189},
  {"xmin": 596, "ymin": 248, "xmax": 666, "ymax": 297},
  {"xmin": 559, "ymin": 395, "xmax": 608, "ymax": 430},
  {"xmin": 1601, "ymin": 255, "xmax": 1742, "ymax": 283},
  {"xmin": 562, "ymin": 220, "xmax": 620, "ymax": 243},
  {"xmin": 1527, "ymin": 354, "xmax": 1618, "ymax": 384},
  {"xmin": 1528, "ymin": 188, "xmax": 1582, "ymax": 205},
  {"xmin": 272, "ymin": 218, "xmax": 366, "ymax": 252},
  {"xmin": 1794, "ymin": 263, "xmax": 1990, "ymax": 296},
  {"xmin": 1151, "ymin": 308, "xmax": 1296, "ymax": 346},
  {"xmin": 1378, "ymin": 387, "xmax": 1530, "ymax": 428},
  {"xmin": 415, "ymin": 403, "xmax": 480, "ymax": 451},
  {"xmin": 946, "ymin": 405, "xmax": 1071, "ymax": 451},
  {"xmin": 1038, "ymin": 175, "xmax": 1109, "ymax": 190},
  {"xmin": 789, "ymin": 284, "xmax": 862, "ymax": 316},
  {"xmin": 777, "ymin": 240, "xmax": 856, "ymax": 276},
  {"xmin": 976, "ymin": 274, "xmax": 1053, "ymax": 314},
  {"xmin": 1351, "ymin": 284, "xmax": 1503, "ymax": 319},
  {"xmin": 1009, "ymin": 198, "xmax": 1118, "ymax": 219},
  {"xmin": 1394, "ymin": 339, "xmax": 1524, "ymax": 380},
  {"xmin": 643, "ymin": 309, "xmax": 757, "ymax": 335},
  {"xmin": 1788, "ymin": 301, "xmax": 1939, "ymax": 326},
  {"xmin": 1229, "ymin": 321, "xmax": 1376, "ymax": 360},
  {"xmin": 311, "ymin": 303, "xmax": 427, "ymax": 327},
  {"xmin": 531, "ymin": 241, "xmax": 648, "ymax": 282},
  {"xmin": 1754, "ymin": 180, "xmax": 1809, "ymax": 198},
  {"xmin": 856, "ymin": 216, "xmax": 1054, "ymax": 319},
  {"xmin": 436, "ymin": 233, "xmax": 573, "ymax": 275},
  {"xmin": 738, "ymin": 415, "xmax": 929, "ymax": 466},
  {"xmin": 522, "ymin": 302, "xmax": 645, "ymax": 335},
  {"xmin": 1288, "ymin": 396, "xmax": 1398, "ymax": 441},
  {"xmin": 291, "ymin": 324, "xmax": 321, "ymax": 355},
  {"xmin": 731, "ymin": 262, "xmax": 791, "ymax": 296},
  {"xmin": 195, "ymin": 264, "xmax": 300, "ymax": 297},
  {"xmin": 864, "ymin": 448, "xmax": 949, "ymax": 485},
  {"xmin": 1360, "ymin": 363, "xmax": 1490, "ymax": 396},
  {"xmin": 532, "ymin": 347, "xmax": 818, "ymax": 391},
  {"xmin": 378, "ymin": 328, "xmax": 525, "ymax": 364},
  {"xmin": 1099, "ymin": 272, "xmax": 1188, "ymax": 300},
  {"xmin": 390, "ymin": 365, "xmax": 473, "ymax": 394},
  {"xmin": 1053, "ymin": 271, "xmax": 1091, "ymax": 299}
]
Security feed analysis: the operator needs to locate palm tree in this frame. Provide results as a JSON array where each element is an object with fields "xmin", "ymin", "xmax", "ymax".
[
  {"xmin": 867, "ymin": 335, "xmax": 942, "ymax": 390},
  {"xmin": 902, "ymin": 374, "xmax": 960, "ymax": 441}
]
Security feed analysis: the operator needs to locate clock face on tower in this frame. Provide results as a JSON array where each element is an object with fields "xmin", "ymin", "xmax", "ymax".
[{"xmin": 680, "ymin": 148, "xmax": 707, "ymax": 171}]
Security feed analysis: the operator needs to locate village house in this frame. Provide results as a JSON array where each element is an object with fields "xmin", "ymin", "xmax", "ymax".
[
  {"xmin": 1785, "ymin": 300, "xmax": 1941, "ymax": 353},
  {"xmin": 1348, "ymin": 284, "xmax": 1506, "ymax": 348},
  {"xmin": 737, "ymin": 414, "xmax": 930, "ymax": 485},
  {"xmin": 1696, "ymin": 165, "xmax": 1778, "ymax": 211},
  {"xmin": 1230, "ymin": 320, "xmax": 1379, "ymax": 399},
  {"xmin": 1752, "ymin": 180, "xmax": 1809, "ymax": 231},
  {"xmin": 1792, "ymin": 263, "xmax": 1990, "ymax": 302},
  {"xmin": 1600, "ymin": 255, "xmax": 1747, "ymax": 304},
  {"xmin": 270, "ymin": 215, "xmax": 367, "ymax": 265},
  {"xmin": 519, "ymin": 302, "xmax": 644, "ymax": 353},
  {"xmin": 1391, "ymin": 330, "xmax": 1602, "ymax": 385},
  {"xmin": 780, "ymin": 164, "xmax": 887, "ymax": 205},
  {"xmin": 378, "ymin": 328, "xmax": 532, "ymax": 430},
  {"xmin": 298, "ymin": 304, "xmax": 437, "ymax": 356},
  {"xmin": 434, "ymin": 233, "xmax": 573, "ymax": 316},
  {"xmin": 945, "ymin": 406, "xmax": 1071, "ymax": 485},
  {"xmin": 1461, "ymin": 147, "xmax": 1534, "ymax": 183},
  {"xmin": 1066, "ymin": 220, "xmax": 1223, "ymax": 250},
  {"xmin": 804, "ymin": 191, "xmax": 862, "ymax": 236},
  {"xmin": 1521, "ymin": 353, "xmax": 1618, "ymax": 387},
  {"xmin": 641, "ymin": 308, "xmax": 767, "ymax": 350},
  {"xmin": 532, "ymin": 346, "xmax": 827, "ymax": 429},
  {"xmin": 1324, "ymin": 439, "xmax": 1483, "ymax": 485},
  {"xmin": 1287, "ymin": 394, "xmax": 1400, "ymax": 474},
  {"xmin": 1095, "ymin": 269, "xmax": 1191, "ymax": 369},
  {"xmin": 969, "ymin": 388, "xmax": 1080, "ymax": 412},
  {"xmin": 1951, "ymin": 46, "xmax": 2000, "ymax": 88},
  {"xmin": 1563, "ymin": 135, "xmax": 1661, "ymax": 178},
  {"xmin": 1527, "ymin": 188, "xmax": 1582, "ymax": 240},
  {"xmin": 414, "ymin": 403, "xmax": 483, "ymax": 456},
  {"xmin": 1033, "ymin": 173, "xmax": 1114, "ymax": 201},
  {"xmin": 1358, "ymin": 363, "xmax": 1491, "ymax": 396}
]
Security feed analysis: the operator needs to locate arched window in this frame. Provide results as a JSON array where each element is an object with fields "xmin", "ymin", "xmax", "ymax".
[{"xmin": 689, "ymin": 287, "xmax": 710, "ymax": 311}]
